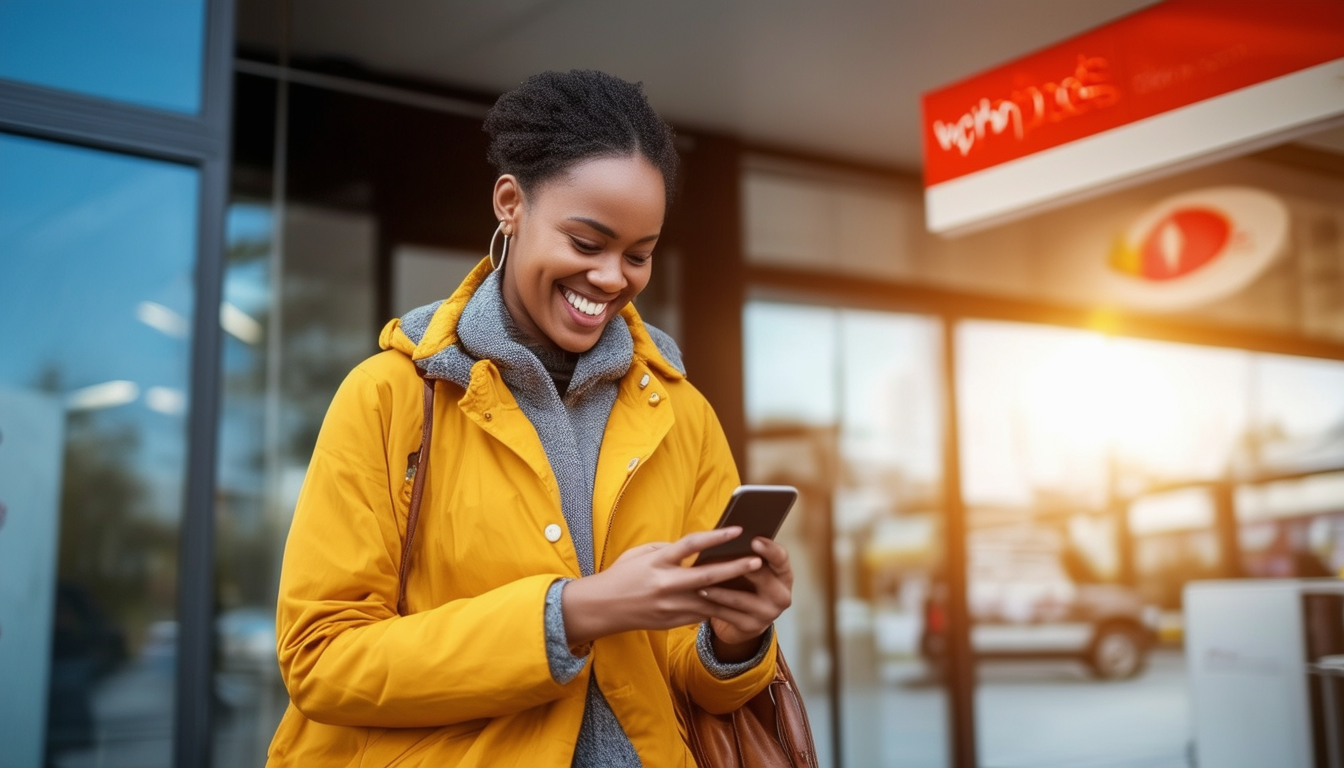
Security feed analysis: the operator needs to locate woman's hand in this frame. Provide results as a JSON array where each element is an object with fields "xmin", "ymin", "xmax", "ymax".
[
  {"xmin": 561, "ymin": 527, "xmax": 773, "ymax": 647},
  {"xmin": 700, "ymin": 536, "xmax": 793, "ymax": 661}
]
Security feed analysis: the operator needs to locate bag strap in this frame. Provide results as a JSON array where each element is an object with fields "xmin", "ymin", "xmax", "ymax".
[{"xmin": 397, "ymin": 374, "xmax": 436, "ymax": 616}]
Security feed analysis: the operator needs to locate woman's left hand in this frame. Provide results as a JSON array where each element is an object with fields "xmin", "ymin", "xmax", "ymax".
[{"xmin": 698, "ymin": 536, "xmax": 794, "ymax": 662}]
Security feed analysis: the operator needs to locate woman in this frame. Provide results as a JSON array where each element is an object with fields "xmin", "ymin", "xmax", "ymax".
[{"xmin": 268, "ymin": 70, "xmax": 794, "ymax": 767}]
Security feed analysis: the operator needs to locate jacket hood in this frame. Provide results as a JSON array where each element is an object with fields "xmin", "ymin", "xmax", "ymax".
[{"xmin": 378, "ymin": 256, "xmax": 686, "ymax": 381}]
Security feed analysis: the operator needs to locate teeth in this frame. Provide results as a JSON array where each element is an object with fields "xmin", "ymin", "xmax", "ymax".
[{"xmin": 562, "ymin": 288, "xmax": 607, "ymax": 317}]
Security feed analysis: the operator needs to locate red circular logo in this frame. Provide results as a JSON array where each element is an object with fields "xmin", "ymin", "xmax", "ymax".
[{"xmin": 1132, "ymin": 207, "xmax": 1230, "ymax": 281}]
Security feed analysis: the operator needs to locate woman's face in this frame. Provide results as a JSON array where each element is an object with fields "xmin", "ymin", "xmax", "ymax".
[{"xmin": 495, "ymin": 154, "xmax": 665, "ymax": 354}]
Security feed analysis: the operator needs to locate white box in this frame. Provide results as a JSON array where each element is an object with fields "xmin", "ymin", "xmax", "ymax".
[{"xmin": 1185, "ymin": 578, "xmax": 1344, "ymax": 768}]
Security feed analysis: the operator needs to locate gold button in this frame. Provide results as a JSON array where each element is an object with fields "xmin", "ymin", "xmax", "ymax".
[
  {"xmin": 627, "ymin": 457, "xmax": 639, "ymax": 471},
  {"xmin": 544, "ymin": 524, "xmax": 562, "ymax": 543},
  {"xmin": 639, "ymin": 374, "xmax": 650, "ymax": 389},
  {"xmin": 648, "ymin": 392, "xmax": 661, "ymax": 406},
  {"xmin": 483, "ymin": 412, "xmax": 493, "ymax": 421}
]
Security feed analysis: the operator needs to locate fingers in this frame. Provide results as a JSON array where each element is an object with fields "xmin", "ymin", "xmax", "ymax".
[
  {"xmin": 662, "ymin": 526, "xmax": 743, "ymax": 563},
  {"xmin": 750, "ymin": 537, "xmax": 791, "ymax": 574},
  {"xmin": 737, "ymin": 563, "xmax": 792, "ymax": 601},
  {"xmin": 698, "ymin": 585, "xmax": 766, "ymax": 614},
  {"xmin": 612, "ymin": 541, "xmax": 670, "ymax": 565},
  {"xmin": 685, "ymin": 555, "xmax": 762, "ymax": 590},
  {"xmin": 699, "ymin": 572, "xmax": 790, "ymax": 616},
  {"xmin": 697, "ymin": 541, "xmax": 793, "ymax": 623}
]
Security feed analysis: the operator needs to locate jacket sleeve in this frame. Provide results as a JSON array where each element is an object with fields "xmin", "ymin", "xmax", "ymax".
[
  {"xmin": 666, "ymin": 395, "xmax": 779, "ymax": 715},
  {"xmin": 274, "ymin": 363, "xmax": 578, "ymax": 728}
]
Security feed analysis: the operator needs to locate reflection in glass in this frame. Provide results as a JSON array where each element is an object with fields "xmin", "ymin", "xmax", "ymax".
[
  {"xmin": 745, "ymin": 301, "xmax": 946, "ymax": 768},
  {"xmin": 959, "ymin": 322, "xmax": 1250, "ymax": 511},
  {"xmin": 0, "ymin": 133, "xmax": 197, "ymax": 767},
  {"xmin": 1237, "ymin": 472, "xmax": 1344, "ymax": 578},
  {"xmin": 0, "ymin": 0, "xmax": 206, "ymax": 113},
  {"xmin": 210, "ymin": 201, "xmax": 285, "ymax": 766},
  {"xmin": 957, "ymin": 321, "xmax": 1207, "ymax": 768},
  {"xmin": 956, "ymin": 319, "xmax": 1344, "ymax": 768},
  {"xmin": 1250, "ymin": 354, "xmax": 1344, "ymax": 476},
  {"xmin": 210, "ymin": 198, "xmax": 378, "ymax": 766}
]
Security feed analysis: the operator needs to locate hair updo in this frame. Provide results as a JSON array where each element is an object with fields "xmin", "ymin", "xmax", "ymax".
[{"xmin": 483, "ymin": 69, "xmax": 679, "ymax": 204}]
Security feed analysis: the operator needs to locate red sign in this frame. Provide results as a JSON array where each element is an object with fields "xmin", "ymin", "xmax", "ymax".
[{"xmin": 922, "ymin": 0, "xmax": 1344, "ymax": 188}]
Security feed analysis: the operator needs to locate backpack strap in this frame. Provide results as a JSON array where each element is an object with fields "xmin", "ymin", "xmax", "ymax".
[{"xmin": 397, "ymin": 374, "xmax": 435, "ymax": 616}]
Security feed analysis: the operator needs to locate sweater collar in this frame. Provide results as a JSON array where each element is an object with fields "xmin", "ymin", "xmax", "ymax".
[{"xmin": 454, "ymin": 269, "xmax": 632, "ymax": 403}]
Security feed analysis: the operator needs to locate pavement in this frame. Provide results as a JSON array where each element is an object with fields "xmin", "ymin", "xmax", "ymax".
[{"xmin": 805, "ymin": 648, "xmax": 1190, "ymax": 768}]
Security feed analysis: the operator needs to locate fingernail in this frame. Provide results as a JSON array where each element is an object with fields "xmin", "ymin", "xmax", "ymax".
[
  {"xmin": 699, "ymin": 589, "xmax": 709, "ymax": 598},
  {"xmin": 751, "ymin": 558, "xmax": 762, "ymax": 569}
]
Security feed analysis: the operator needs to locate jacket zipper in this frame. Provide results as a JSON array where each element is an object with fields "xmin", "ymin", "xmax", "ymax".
[{"xmin": 597, "ymin": 461, "xmax": 643, "ymax": 573}]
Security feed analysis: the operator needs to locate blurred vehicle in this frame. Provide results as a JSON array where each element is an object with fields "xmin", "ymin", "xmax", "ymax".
[{"xmin": 920, "ymin": 528, "xmax": 1160, "ymax": 680}]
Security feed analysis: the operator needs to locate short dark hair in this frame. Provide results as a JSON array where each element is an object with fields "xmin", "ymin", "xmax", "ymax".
[{"xmin": 484, "ymin": 69, "xmax": 678, "ymax": 204}]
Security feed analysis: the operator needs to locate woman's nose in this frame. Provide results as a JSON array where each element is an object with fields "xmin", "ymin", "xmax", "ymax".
[{"xmin": 588, "ymin": 254, "xmax": 626, "ymax": 295}]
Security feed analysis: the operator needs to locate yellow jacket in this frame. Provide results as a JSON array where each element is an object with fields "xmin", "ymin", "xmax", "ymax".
[{"xmin": 268, "ymin": 260, "xmax": 777, "ymax": 767}]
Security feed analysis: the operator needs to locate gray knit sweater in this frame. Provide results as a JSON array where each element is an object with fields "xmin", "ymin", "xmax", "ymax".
[{"xmin": 398, "ymin": 270, "xmax": 769, "ymax": 766}]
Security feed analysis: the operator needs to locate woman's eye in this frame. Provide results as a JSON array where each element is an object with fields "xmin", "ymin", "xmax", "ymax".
[
  {"xmin": 570, "ymin": 237, "xmax": 601, "ymax": 253},
  {"xmin": 626, "ymin": 253, "xmax": 652, "ymax": 267}
]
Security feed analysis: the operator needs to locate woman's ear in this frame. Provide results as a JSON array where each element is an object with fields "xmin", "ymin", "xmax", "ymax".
[{"xmin": 492, "ymin": 175, "xmax": 523, "ymax": 234}]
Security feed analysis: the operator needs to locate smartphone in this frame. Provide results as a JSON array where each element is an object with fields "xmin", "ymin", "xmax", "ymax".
[{"xmin": 693, "ymin": 485, "xmax": 798, "ymax": 590}]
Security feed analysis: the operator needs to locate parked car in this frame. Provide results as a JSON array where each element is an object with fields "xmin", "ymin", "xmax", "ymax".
[{"xmin": 920, "ymin": 533, "xmax": 1160, "ymax": 680}]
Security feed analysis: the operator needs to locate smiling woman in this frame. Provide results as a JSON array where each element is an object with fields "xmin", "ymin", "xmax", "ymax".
[
  {"xmin": 267, "ymin": 70, "xmax": 794, "ymax": 768},
  {"xmin": 494, "ymin": 155, "xmax": 664, "ymax": 355}
]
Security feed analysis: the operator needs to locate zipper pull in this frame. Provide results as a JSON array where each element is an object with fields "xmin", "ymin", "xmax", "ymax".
[{"xmin": 405, "ymin": 451, "xmax": 420, "ymax": 483}]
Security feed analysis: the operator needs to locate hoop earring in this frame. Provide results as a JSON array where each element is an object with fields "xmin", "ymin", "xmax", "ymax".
[{"xmin": 489, "ymin": 221, "xmax": 511, "ymax": 271}]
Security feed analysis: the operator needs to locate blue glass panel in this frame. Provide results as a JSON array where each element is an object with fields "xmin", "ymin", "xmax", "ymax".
[
  {"xmin": 0, "ymin": 0, "xmax": 206, "ymax": 113},
  {"xmin": 0, "ymin": 132, "xmax": 198, "ymax": 767}
]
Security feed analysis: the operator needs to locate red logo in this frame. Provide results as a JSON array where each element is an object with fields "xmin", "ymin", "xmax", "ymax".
[{"xmin": 1111, "ymin": 207, "xmax": 1232, "ymax": 281}]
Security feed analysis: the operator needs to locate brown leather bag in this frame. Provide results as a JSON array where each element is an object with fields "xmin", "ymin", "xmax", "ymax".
[
  {"xmin": 676, "ymin": 647, "xmax": 820, "ymax": 768},
  {"xmin": 398, "ymin": 375, "xmax": 819, "ymax": 767}
]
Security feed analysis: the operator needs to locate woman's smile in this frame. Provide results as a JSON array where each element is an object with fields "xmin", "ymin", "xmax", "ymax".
[{"xmin": 560, "ymin": 285, "xmax": 610, "ymax": 321}]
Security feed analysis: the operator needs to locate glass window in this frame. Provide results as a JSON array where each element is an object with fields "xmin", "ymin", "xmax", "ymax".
[
  {"xmin": 959, "ymin": 322, "xmax": 1250, "ymax": 512},
  {"xmin": 0, "ymin": 133, "xmax": 198, "ymax": 767},
  {"xmin": 209, "ymin": 195, "xmax": 379, "ymax": 765},
  {"xmin": 209, "ymin": 200, "xmax": 286, "ymax": 766},
  {"xmin": 957, "ymin": 320, "xmax": 1236, "ymax": 768},
  {"xmin": 952, "ymin": 320, "xmax": 1344, "ymax": 767},
  {"xmin": 744, "ymin": 301, "xmax": 947, "ymax": 768},
  {"xmin": 0, "ymin": 0, "xmax": 206, "ymax": 113},
  {"xmin": 1251, "ymin": 353, "xmax": 1344, "ymax": 475}
]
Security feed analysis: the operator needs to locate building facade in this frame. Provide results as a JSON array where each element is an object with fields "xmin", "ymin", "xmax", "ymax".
[{"xmin": 3, "ymin": 3, "xmax": 1344, "ymax": 767}]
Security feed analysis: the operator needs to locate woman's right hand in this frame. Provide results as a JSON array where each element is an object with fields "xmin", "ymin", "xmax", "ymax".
[{"xmin": 560, "ymin": 527, "xmax": 764, "ymax": 647}]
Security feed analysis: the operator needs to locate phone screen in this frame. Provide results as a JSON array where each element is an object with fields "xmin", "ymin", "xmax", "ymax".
[{"xmin": 693, "ymin": 485, "xmax": 797, "ymax": 566}]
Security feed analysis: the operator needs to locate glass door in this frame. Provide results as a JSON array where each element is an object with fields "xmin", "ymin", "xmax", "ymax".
[
  {"xmin": 744, "ymin": 300, "xmax": 948, "ymax": 768},
  {"xmin": 955, "ymin": 319, "xmax": 1344, "ymax": 768}
]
